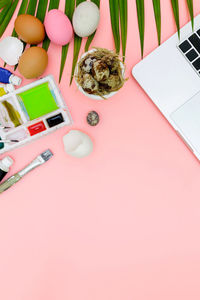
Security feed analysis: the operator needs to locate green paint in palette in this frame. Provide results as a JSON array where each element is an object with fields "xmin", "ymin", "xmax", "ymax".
[{"xmin": 18, "ymin": 82, "xmax": 58, "ymax": 120}]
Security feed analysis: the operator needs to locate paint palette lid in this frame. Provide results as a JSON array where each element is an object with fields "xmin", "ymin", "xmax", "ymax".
[{"xmin": 6, "ymin": 84, "xmax": 15, "ymax": 93}]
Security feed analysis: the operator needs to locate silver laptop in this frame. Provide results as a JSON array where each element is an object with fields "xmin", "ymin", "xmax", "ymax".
[{"xmin": 132, "ymin": 14, "xmax": 200, "ymax": 160}]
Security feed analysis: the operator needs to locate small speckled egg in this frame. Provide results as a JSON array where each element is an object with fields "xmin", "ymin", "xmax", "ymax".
[
  {"xmin": 18, "ymin": 47, "xmax": 48, "ymax": 79},
  {"xmin": 72, "ymin": 2, "xmax": 100, "ymax": 37},
  {"xmin": 14, "ymin": 14, "xmax": 45, "ymax": 44},
  {"xmin": 92, "ymin": 61, "xmax": 110, "ymax": 81},
  {"xmin": 44, "ymin": 9, "xmax": 73, "ymax": 45},
  {"xmin": 87, "ymin": 111, "xmax": 99, "ymax": 126}
]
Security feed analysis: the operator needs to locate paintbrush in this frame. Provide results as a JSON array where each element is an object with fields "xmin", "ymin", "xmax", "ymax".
[
  {"xmin": 0, "ymin": 149, "xmax": 53, "ymax": 194},
  {"xmin": 0, "ymin": 139, "xmax": 19, "ymax": 144},
  {"xmin": 0, "ymin": 126, "xmax": 11, "ymax": 130}
]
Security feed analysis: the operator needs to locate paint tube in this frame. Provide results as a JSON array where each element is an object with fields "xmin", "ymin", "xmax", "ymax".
[{"xmin": 0, "ymin": 67, "xmax": 21, "ymax": 86}]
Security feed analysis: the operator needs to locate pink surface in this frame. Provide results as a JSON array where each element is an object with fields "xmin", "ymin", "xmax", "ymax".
[{"xmin": 1, "ymin": 1, "xmax": 200, "ymax": 299}]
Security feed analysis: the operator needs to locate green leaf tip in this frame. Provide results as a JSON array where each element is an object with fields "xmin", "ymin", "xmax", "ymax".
[
  {"xmin": 152, "ymin": 0, "xmax": 161, "ymax": 45},
  {"xmin": 171, "ymin": 0, "xmax": 180, "ymax": 39},
  {"xmin": 59, "ymin": 0, "xmax": 75, "ymax": 82},
  {"xmin": 69, "ymin": 0, "xmax": 85, "ymax": 85},
  {"xmin": 84, "ymin": 0, "xmax": 100, "ymax": 52},
  {"xmin": 186, "ymin": 0, "xmax": 194, "ymax": 31},
  {"xmin": 119, "ymin": 0, "xmax": 128, "ymax": 62},
  {"xmin": 109, "ymin": 0, "xmax": 120, "ymax": 54},
  {"xmin": 136, "ymin": 0, "xmax": 145, "ymax": 58}
]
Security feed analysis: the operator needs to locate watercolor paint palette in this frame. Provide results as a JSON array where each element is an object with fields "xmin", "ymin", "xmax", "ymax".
[{"xmin": 0, "ymin": 75, "xmax": 72, "ymax": 154}]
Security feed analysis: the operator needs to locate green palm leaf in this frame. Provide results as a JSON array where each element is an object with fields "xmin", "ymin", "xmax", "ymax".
[
  {"xmin": 42, "ymin": 0, "xmax": 60, "ymax": 52},
  {"xmin": 0, "ymin": 2, "xmax": 13, "ymax": 25},
  {"xmin": 36, "ymin": 0, "xmax": 48, "ymax": 22},
  {"xmin": 171, "ymin": 0, "xmax": 180, "ymax": 38},
  {"xmin": 59, "ymin": 0, "xmax": 75, "ymax": 82},
  {"xmin": 109, "ymin": 0, "xmax": 120, "ymax": 53},
  {"xmin": 136, "ymin": 0, "xmax": 145, "ymax": 58},
  {"xmin": 152, "ymin": 0, "xmax": 161, "ymax": 45},
  {"xmin": 5, "ymin": 0, "xmax": 28, "ymax": 68},
  {"xmin": 12, "ymin": 0, "xmax": 29, "ymax": 37},
  {"xmin": 85, "ymin": 0, "xmax": 100, "ymax": 52},
  {"xmin": 0, "ymin": 0, "xmax": 19, "ymax": 38},
  {"xmin": 13, "ymin": 0, "xmax": 38, "ymax": 70},
  {"xmin": 70, "ymin": 0, "xmax": 85, "ymax": 85},
  {"xmin": 186, "ymin": 0, "xmax": 194, "ymax": 30},
  {"xmin": 119, "ymin": 0, "xmax": 128, "ymax": 61},
  {"xmin": 26, "ymin": 0, "xmax": 38, "ymax": 15},
  {"xmin": 0, "ymin": 0, "xmax": 12, "ymax": 10}
]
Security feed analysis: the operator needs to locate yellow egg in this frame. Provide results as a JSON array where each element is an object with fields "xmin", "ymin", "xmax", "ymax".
[
  {"xmin": 14, "ymin": 14, "xmax": 45, "ymax": 44},
  {"xmin": 18, "ymin": 47, "xmax": 48, "ymax": 79}
]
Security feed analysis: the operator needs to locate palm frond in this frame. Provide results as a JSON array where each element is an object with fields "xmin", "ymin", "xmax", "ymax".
[
  {"xmin": 0, "ymin": 0, "xmax": 12, "ymax": 10},
  {"xmin": 36, "ymin": 0, "xmax": 48, "ymax": 22},
  {"xmin": 85, "ymin": 0, "xmax": 100, "ymax": 52},
  {"xmin": 119, "ymin": 0, "xmax": 128, "ymax": 61},
  {"xmin": 0, "ymin": 0, "xmax": 19, "ymax": 38},
  {"xmin": 26, "ymin": 0, "xmax": 38, "ymax": 15},
  {"xmin": 109, "ymin": 0, "xmax": 120, "ymax": 53},
  {"xmin": 186, "ymin": 0, "xmax": 194, "ymax": 30},
  {"xmin": 136, "ymin": 0, "xmax": 145, "ymax": 58},
  {"xmin": 70, "ymin": 0, "xmax": 85, "ymax": 85},
  {"xmin": 0, "ymin": 2, "xmax": 13, "ymax": 26},
  {"xmin": 59, "ymin": 0, "xmax": 75, "ymax": 82},
  {"xmin": 12, "ymin": 0, "xmax": 29, "ymax": 37},
  {"xmin": 171, "ymin": 0, "xmax": 180, "ymax": 38},
  {"xmin": 42, "ymin": 0, "xmax": 60, "ymax": 52},
  {"xmin": 152, "ymin": 0, "xmax": 161, "ymax": 45}
]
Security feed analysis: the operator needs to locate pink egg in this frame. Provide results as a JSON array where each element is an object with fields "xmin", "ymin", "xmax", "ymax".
[{"xmin": 44, "ymin": 9, "xmax": 73, "ymax": 46}]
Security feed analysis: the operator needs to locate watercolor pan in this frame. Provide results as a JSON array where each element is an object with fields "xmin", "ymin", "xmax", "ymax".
[
  {"xmin": 18, "ymin": 82, "xmax": 58, "ymax": 120},
  {"xmin": 0, "ymin": 75, "xmax": 72, "ymax": 154}
]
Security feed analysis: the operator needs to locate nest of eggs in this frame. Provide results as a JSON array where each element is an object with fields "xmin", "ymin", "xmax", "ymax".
[{"xmin": 76, "ymin": 48, "xmax": 125, "ymax": 98}]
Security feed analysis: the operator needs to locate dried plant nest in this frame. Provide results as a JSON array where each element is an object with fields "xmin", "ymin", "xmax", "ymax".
[{"xmin": 76, "ymin": 48, "xmax": 126, "ymax": 98}]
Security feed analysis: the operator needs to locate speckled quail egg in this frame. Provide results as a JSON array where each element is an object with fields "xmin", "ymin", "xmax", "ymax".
[
  {"xmin": 82, "ymin": 57, "xmax": 96, "ymax": 73},
  {"xmin": 92, "ymin": 60, "xmax": 110, "ymax": 82},
  {"xmin": 82, "ymin": 74, "xmax": 99, "ymax": 94}
]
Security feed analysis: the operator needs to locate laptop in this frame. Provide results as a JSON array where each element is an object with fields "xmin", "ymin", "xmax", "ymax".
[{"xmin": 132, "ymin": 14, "xmax": 200, "ymax": 161}]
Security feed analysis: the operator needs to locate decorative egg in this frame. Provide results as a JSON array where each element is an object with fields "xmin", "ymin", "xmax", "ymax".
[
  {"xmin": 44, "ymin": 9, "xmax": 73, "ymax": 45},
  {"xmin": 63, "ymin": 130, "xmax": 93, "ymax": 158},
  {"xmin": 0, "ymin": 36, "xmax": 23, "ymax": 65},
  {"xmin": 87, "ymin": 111, "xmax": 99, "ymax": 126},
  {"xmin": 72, "ymin": 2, "xmax": 100, "ymax": 37},
  {"xmin": 14, "ymin": 14, "xmax": 45, "ymax": 44},
  {"xmin": 18, "ymin": 47, "xmax": 48, "ymax": 79}
]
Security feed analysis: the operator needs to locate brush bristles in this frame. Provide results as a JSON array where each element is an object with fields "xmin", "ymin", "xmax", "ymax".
[{"xmin": 41, "ymin": 149, "xmax": 53, "ymax": 161}]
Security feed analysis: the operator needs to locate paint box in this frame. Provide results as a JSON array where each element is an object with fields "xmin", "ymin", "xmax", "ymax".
[{"xmin": 0, "ymin": 75, "xmax": 72, "ymax": 154}]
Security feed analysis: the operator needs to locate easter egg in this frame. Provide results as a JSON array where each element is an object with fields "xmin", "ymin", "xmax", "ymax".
[
  {"xmin": 18, "ymin": 47, "xmax": 48, "ymax": 79},
  {"xmin": 72, "ymin": 2, "xmax": 100, "ymax": 37},
  {"xmin": 44, "ymin": 9, "xmax": 73, "ymax": 45},
  {"xmin": 14, "ymin": 14, "xmax": 45, "ymax": 44}
]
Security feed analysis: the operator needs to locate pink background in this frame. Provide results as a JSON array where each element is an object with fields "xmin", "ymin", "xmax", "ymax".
[{"xmin": 1, "ymin": 0, "xmax": 200, "ymax": 299}]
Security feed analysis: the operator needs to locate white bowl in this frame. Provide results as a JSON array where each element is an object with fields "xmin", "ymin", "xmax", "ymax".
[{"xmin": 74, "ymin": 49, "xmax": 125, "ymax": 100}]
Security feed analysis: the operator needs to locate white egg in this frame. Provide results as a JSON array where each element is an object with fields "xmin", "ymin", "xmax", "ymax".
[
  {"xmin": 0, "ymin": 36, "xmax": 24, "ymax": 65},
  {"xmin": 72, "ymin": 2, "xmax": 100, "ymax": 37},
  {"xmin": 63, "ymin": 130, "xmax": 93, "ymax": 158}
]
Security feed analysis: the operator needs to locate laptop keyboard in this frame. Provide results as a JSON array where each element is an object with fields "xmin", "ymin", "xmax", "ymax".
[{"xmin": 179, "ymin": 30, "xmax": 200, "ymax": 74}]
